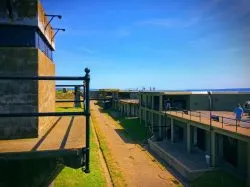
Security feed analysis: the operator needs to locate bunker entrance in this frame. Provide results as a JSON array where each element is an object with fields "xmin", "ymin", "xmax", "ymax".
[
  {"xmin": 223, "ymin": 136, "xmax": 238, "ymax": 167},
  {"xmin": 175, "ymin": 125, "xmax": 184, "ymax": 142},
  {"xmin": 197, "ymin": 128, "xmax": 206, "ymax": 151}
]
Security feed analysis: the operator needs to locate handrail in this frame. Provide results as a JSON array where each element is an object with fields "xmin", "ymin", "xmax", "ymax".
[
  {"xmin": 164, "ymin": 107, "xmax": 250, "ymax": 133},
  {"xmin": 0, "ymin": 68, "xmax": 91, "ymax": 173},
  {"xmin": 0, "ymin": 76, "xmax": 86, "ymax": 81}
]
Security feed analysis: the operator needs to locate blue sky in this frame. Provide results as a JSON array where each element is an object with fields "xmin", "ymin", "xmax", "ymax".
[{"xmin": 41, "ymin": 0, "xmax": 250, "ymax": 90}]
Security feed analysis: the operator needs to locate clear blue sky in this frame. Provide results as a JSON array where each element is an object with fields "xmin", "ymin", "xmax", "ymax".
[{"xmin": 41, "ymin": 0, "xmax": 249, "ymax": 90}]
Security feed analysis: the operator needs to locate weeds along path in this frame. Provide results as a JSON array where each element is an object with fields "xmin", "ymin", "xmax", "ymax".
[{"xmin": 90, "ymin": 101, "xmax": 179, "ymax": 187}]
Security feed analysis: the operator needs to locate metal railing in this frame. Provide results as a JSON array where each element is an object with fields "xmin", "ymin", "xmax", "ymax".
[
  {"xmin": 165, "ymin": 107, "xmax": 250, "ymax": 133},
  {"xmin": 0, "ymin": 68, "xmax": 91, "ymax": 173}
]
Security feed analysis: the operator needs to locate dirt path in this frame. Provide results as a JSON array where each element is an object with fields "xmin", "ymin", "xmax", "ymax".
[
  {"xmin": 91, "ymin": 101, "xmax": 180, "ymax": 187},
  {"xmin": 90, "ymin": 117, "xmax": 113, "ymax": 187}
]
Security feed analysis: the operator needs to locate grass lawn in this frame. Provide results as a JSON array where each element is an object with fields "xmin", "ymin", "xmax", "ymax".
[
  {"xmin": 102, "ymin": 109, "xmax": 149, "ymax": 142},
  {"xmin": 191, "ymin": 170, "xmax": 246, "ymax": 187},
  {"xmin": 54, "ymin": 107, "xmax": 106, "ymax": 187}
]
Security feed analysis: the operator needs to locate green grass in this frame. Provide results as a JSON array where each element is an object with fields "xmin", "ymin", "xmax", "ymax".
[
  {"xmin": 54, "ymin": 107, "xmax": 106, "ymax": 187},
  {"xmin": 191, "ymin": 170, "xmax": 246, "ymax": 187},
  {"xmin": 102, "ymin": 110, "xmax": 149, "ymax": 142}
]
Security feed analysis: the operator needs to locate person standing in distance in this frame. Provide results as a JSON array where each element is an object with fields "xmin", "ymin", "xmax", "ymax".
[{"xmin": 234, "ymin": 104, "xmax": 244, "ymax": 126}]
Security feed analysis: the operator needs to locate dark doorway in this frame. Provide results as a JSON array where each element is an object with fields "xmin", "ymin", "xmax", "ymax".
[
  {"xmin": 197, "ymin": 128, "xmax": 206, "ymax": 151},
  {"xmin": 153, "ymin": 96, "xmax": 160, "ymax": 110},
  {"xmin": 223, "ymin": 136, "xmax": 238, "ymax": 167},
  {"xmin": 175, "ymin": 126, "xmax": 184, "ymax": 142}
]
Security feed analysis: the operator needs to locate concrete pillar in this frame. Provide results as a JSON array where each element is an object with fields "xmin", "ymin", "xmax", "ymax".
[
  {"xmin": 187, "ymin": 123, "xmax": 191, "ymax": 153},
  {"xmin": 158, "ymin": 95, "xmax": 163, "ymax": 139},
  {"xmin": 158, "ymin": 114, "xmax": 162, "ymax": 139},
  {"xmin": 140, "ymin": 107, "xmax": 142, "ymax": 124},
  {"xmin": 247, "ymin": 141, "xmax": 250, "ymax": 187},
  {"xmin": 74, "ymin": 86, "xmax": 81, "ymax": 107},
  {"xmin": 159, "ymin": 95, "xmax": 163, "ymax": 111},
  {"xmin": 171, "ymin": 118, "xmax": 174, "ymax": 143},
  {"xmin": 211, "ymin": 131, "xmax": 216, "ymax": 167},
  {"xmin": 193, "ymin": 127, "xmax": 197, "ymax": 146},
  {"xmin": 151, "ymin": 112, "xmax": 154, "ymax": 133},
  {"xmin": 152, "ymin": 95, "xmax": 154, "ymax": 110}
]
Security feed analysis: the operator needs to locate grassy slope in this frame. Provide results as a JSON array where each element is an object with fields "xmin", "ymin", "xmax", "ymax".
[
  {"xmin": 104, "ymin": 109, "xmax": 246, "ymax": 187},
  {"xmin": 103, "ymin": 110, "xmax": 148, "ymax": 142},
  {"xmin": 191, "ymin": 170, "xmax": 246, "ymax": 187},
  {"xmin": 54, "ymin": 107, "xmax": 106, "ymax": 187}
]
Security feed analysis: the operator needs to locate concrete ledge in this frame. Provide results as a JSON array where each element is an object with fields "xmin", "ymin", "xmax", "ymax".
[{"xmin": 148, "ymin": 139, "xmax": 213, "ymax": 181}]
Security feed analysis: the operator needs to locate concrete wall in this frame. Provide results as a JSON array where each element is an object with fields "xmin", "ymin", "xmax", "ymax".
[
  {"xmin": 190, "ymin": 94, "xmax": 250, "ymax": 111},
  {"xmin": 0, "ymin": 47, "xmax": 38, "ymax": 139},
  {"xmin": 38, "ymin": 50, "xmax": 55, "ymax": 135},
  {"xmin": 0, "ymin": 0, "xmax": 55, "ymax": 49},
  {"xmin": 0, "ymin": 47, "xmax": 55, "ymax": 139},
  {"xmin": 0, "ymin": 0, "xmax": 37, "ymax": 26},
  {"xmin": 212, "ymin": 94, "xmax": 250, "ymax": 111},
  {"xmin": 189, "ymin": 95, "xmax": 209, "ymax": 111}
]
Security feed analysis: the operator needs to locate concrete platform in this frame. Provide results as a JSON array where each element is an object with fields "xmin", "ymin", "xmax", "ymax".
[
  {"xmin": 148, "ymin": 139, "xmax": 213, "ymax": 181},
  {"xmin": 0, "ymin": 116, "xmax": 86, "ymax": 158},
  {"xmin": 164, "ymin": 111, "xmax": 250, "ymax": 137}
]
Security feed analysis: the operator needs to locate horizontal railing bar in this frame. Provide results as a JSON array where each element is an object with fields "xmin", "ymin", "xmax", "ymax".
[
  {"xmin": 166, "ymin": 108, "xmax": 249, "ymax": 124},
  {"xmin": 56, "ymin": 85, "xmax": 84, "ymax": 87},
  {"xmin": 0, "ymin": 76, "xmax": 86, "ymax": 81},
  {"xmin": 56, "ymin": 100, "xmax": 84, "ymax": 103},
  {"xmin": 0, "ymin": 112, "xmax": 88, "ymax": 118}
]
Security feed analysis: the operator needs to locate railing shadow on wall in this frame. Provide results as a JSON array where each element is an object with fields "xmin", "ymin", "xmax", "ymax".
[{"xmin": 0, "ymin": 68, "xmax": 91, "ymax": 173}]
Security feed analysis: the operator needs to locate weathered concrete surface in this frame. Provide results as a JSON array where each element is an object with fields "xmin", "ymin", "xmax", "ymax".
[
  {"xmin": 0, "ymin": 48, "xmax": 55, "ymax": 139},
  {"xmin": 0, "ymin": 0, "xmax": 55, "ymax": 49},
  {"xmin": 189, "ymin": 94, "xmax": 250, "ymax": 111},
  {"xmin": 148, "ymin": 139, "xmax": 213, "ymax": 182},
  {"xmin": 0, "ymin": 47, "xmax": 38, "ymax": 139},
  {"xmin": 0, "ymin": 0, "xmax": 37, "ymax": 25},
  {"xmin": 38, "ymin": 49, "xmax": 55, "ymax": 136},
  {"xmin": 0, "ymin": 116, "xmax": 86, "ymax": 153}
]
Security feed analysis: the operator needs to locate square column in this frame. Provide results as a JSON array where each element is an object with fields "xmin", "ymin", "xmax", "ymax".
[
  {"xmin": 158, "ymin": 115, "xmax": 162, "ymax": 139},
  {"xmin": 187, "ymin": 123, "xmax": 191, "ymax": 153},
  {"xmin": 151, "ymin": 112, "xmax": 154, "ymax": 133},
  {"xmin": 152, "ymin": 95, "xmax": 154, "ymax": 110},
  {"xmin": 140, "ymin": 107, "xmax": 142, "ymax": 124},
  {"xmin": 211, "ymin": 131, "xmax": 216, "ymax": 167},
  {"xmin": 159, "ymin": 95, "xmax": 163, "ymax": 111},
  {"xmin": 171, "ymin": 118, "xmax": 174, "ymax": 143},
  {"xmin": 247, "ymin": 141, "xmax": 250, "ymax": 186}
]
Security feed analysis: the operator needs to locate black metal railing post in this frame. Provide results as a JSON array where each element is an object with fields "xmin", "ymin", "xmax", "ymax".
[
  {"xmin": 83, "ymin": 84, "xmax": 86, "ymax": 108},
  {"xmin": 83, "ymin": 68, "xmax": 90, "ymax": 173},
  {"xmin": 0, "ymin": 71, "xmax": 91, "ymax": 174}
]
